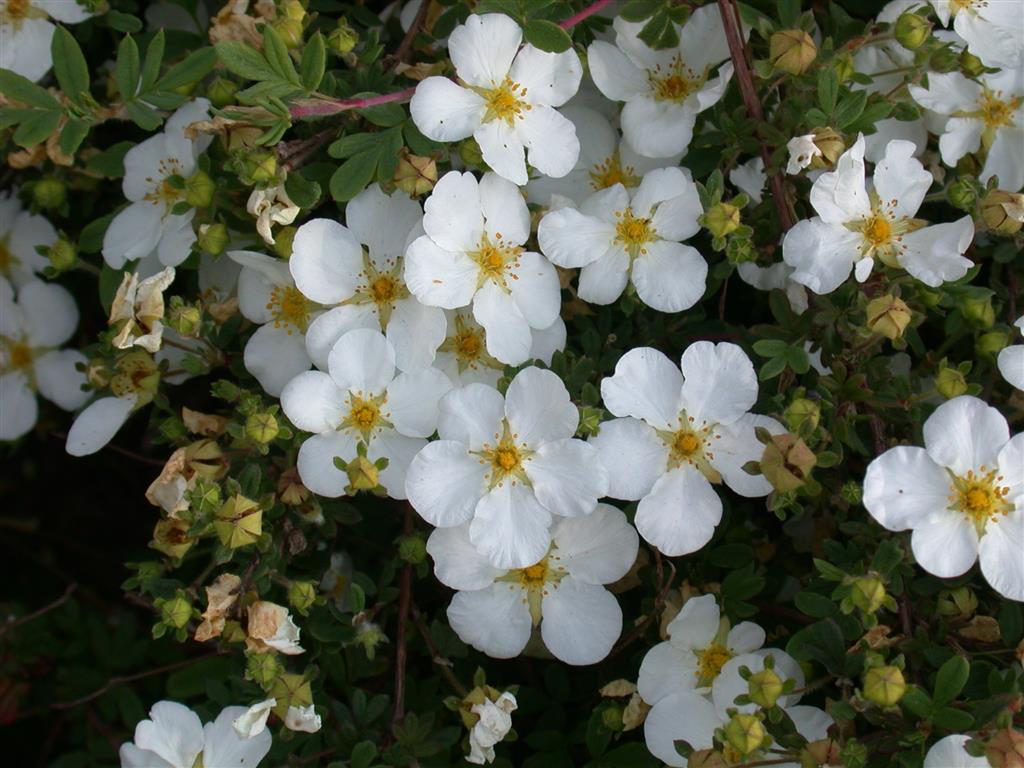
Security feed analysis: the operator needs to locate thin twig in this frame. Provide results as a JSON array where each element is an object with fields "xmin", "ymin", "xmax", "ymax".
[
  {"xmin": 290, "ymin": 87, "xmax": 417, "ymax": 120},
  {"xmin": 560, "ymin": 0, "xmax": 616, "ymax": 29},
  {"xmin": 717, "ymin": 0, "xmax": 795, "ymax": 231},
  {"xmin": 411, "ymin": 603, "xmax": 468, "ymax": 697},
  {"xmin": 278, "ymin": 128, "xmax": 338, "ymax": 171},
  {"xmin": 0, "ymin": 583, "xmax": 77, "ymax": 638},
  {"xmin": 392, "ymin": 505, "xmax": 415, "ymax": 732},
  {"xmin": 609, "ymin": 555, "xmax": 676, "ymax": 657},
  {"xmin": 385, "ymin": 0, "xmax": 432, "ymax": 68},
  {"xmin": 51, "ymin": 431, "xmax": 166, "ymax": 468}
]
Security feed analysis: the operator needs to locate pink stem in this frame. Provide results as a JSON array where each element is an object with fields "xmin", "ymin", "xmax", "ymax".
[
  {"xmin": 289, "ymin": 86, "xmax": 417, "ymax": 118},
  {"xmin": 559, "ymin": 0, "xmax": 615, "ymax": 29}
]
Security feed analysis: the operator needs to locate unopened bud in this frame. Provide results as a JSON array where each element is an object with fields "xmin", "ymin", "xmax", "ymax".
[
  {"xmin": 748, "ymin": 667, "xmax": 785, "ymax": 708},
  {"xmin": 947, "ymin": 176, "xmax": 980, "ymax": 211},
  {"xmin": 760, "ymin": 433, "xmax": 816, "ymax": 492},
  {"xmin": 770, "ymin": 29, "xmax": 817, "ymax": 75},
  {"xmin": 702, "ymin": 202, "xmax": 742, "ymax": 239},
  {"xmin": 167, "ymin": 300, "xmax": 202, "ymax": 337},
  {"xmin": 722, "ymin": 713, "xmax": 766, "ymax": 756},
  {"xmin": 247, "ymin": 652, "xmax": 283, "ymax": 689},
  {"xmin": 214, "ymin": 495, "xmax": 263, "ymax": 549},
  {"xmin": 33, "ymin": 177, "xmax": 67, "ymax": 209},
  {"xmin": 184, "ymin": 170, "xmax": 215, "ymax": 208},
  {"xmin": 863, "ymin": 665, "xmax": 905, "ymax": 707},
  {"xmin": 894, "ymin": 12, "xmax": 932, "ymax": 50},
  {"xmin": 278, "ymin": 467, "xmax": 310, "ymax": 506},
  {"xmin": 198, "ymin": 223, "xmax": 229, "ymax": 255},
  {"xmin": 459, "ymin": 137, "xmax": 483, "ymax": 168},
  {"xmin": 355, "ymin": 621, "xmax": 385, "ymax": 660},
  {"xmin": 960, "ymin": 49, "xmax": 986, "ymax": 78},
  {"xmin": 245, "ymin": 412, "xmax": 279, "ymax": 444},
  {"xmin": 980, "ymin": 189, "xmax": 1024, "ymax": 235},
  {"xmin": 160, "ymin": 594, "xmax": 193, "ymax": 629},
  {"xmin": 937, "ymin": 586, "xmax": 978, "ymax": 619},
  {"xmin": 959, "ymin": 290, "xmax": 996, "ymax": 328},
  {"xmin": 398, "ymin": 534, "xmax": 427, "ymax": 565},
  {"xmin": 802, "ymin": 738, "xmax": 842, "ymax": 768},
  {"xmin": 850, "ymin": 576, "xmax": 886, "ymax": 614},
  {"xmin": 811, "ymin": 127, "xmax": 845, "ymax": 168},
  {"xmin": 289, "ymin": 580, "xmax": 318, "ymax": 615},
  {"xmin": 249, "ymin": 152, "xmax": 278, "ymax": 185},
  {"xmin": 274, "ymin": 18, "xmax": 304, "ymax": 48},
  {"xmin": 345, "ymin": 454, "xmax": 381, "ymax": 492},
  {"xmin": 785, "ymin": 397, "xmax": 820, "ymax": 435},
  {"xmin": 207, "ymin": 77, "xmax": 239, "ymax": 108},
  {"xmin": 327, "ymin": 18, "xmax": 358, "ymax": 55},
  {"xmin": 394, "ymin": 152, "xmax": 438, "ymax": 197},
  {"xmin": 833, "ymin": 53, "xmax": 855, "ymax": 83},
  {"xmin": 935, "ymin": 365, "xmax": 969, "ymax": 399},
  {"xmin": 48, "ymin": 238, "xmax": 77, "ymax": 271},
  {"xmin": 601, "ymin": 705, "xmax": 624, "ymax": 732},
  {"xmin": 270, "ymin": 673, "xmax": 313, "ymax": 716},
  {"xmin": 840, "ymin": 480, "xmax": 862, "ymax": 505},
  {"xmin": 866, "ymin": 295, "xmax": 912, "ymax": 340}
]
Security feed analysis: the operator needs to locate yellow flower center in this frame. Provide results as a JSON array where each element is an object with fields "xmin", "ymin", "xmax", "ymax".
[
  {"xmin": 951, "ymin": 467, "xmax": 1011, "ymax": 533},
  {"xmin": 5, "ymin": 0, "xmax": 32, "ymax": 20},
  {"xmin": 455, "ymin": 329, "xmax": 482, "ymax": 361},
  {"xmin": 143, "ymin": 159, "xmax": 187, "ymax": 209},
  {"xmin": 863, "ymin": 215, "xmax": 892, "ymax": 247},
  {"xmin": 470, "ymin": 235, "xmax": 522, "ymax": 291},
  {"xmin": 518, "ymin": 561, "xmax": 549, "ymax": 588},
  {"xmin": 494, "ymin": 445, "xmax": 520, "ymax": 472},
  {"xmin": 614, "ymin": 208, "xmax": 656, "ymax": 258},
  {"xmin": 370, "ymin": 275, "xmax": 397, "ymax": 304},
  {"xmin": 674, "ymin": 431, "xmax": 702, "ymax": 456},
  {"xmin": 481, "ymin": 78, "xmax": 531, "ymax": 126},
  {"xmin": 266, "ymin": 285, "xmax": 312, "ymax": 333},
  {"xmin": 439, "ymin": 315, "xmax": 502, "ymax": 375},
  {"xmin": 589, "ymin": 152, "xmax": 640, "ymax": 191},
  {"xmin": 695, "ymin": 642, "xmax": 734, "ymax": 686},
  {"xmin": 949, "ymin": 0, "xmax": 979, "ymax": 13},
  {"xmin": 978, "ymin": 91, "xmax": 1019, "ymax": 129},
  {"xmin": 648, "ymin": 55, "xmax": 704, "ymax": 104},
  {"xmin": 341, "ymin": 392, "xmax": 390, "ymax": 439},
  {"xmin": 477, "ymin": 420, "xmax": 532, "ymax": 489},
  {"xmin": 3, "ymin": 338, "xmax": 33, "ymax": 371},
  {"xmin": 660, "ymin": 414, "xmax": 723, "ymax": 481}
]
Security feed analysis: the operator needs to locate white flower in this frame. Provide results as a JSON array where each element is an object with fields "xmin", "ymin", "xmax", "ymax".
[
  {"xmin": 284, "ymin": 705, "xmax": 322, "ymax": 733},
  {"xmin": 783, "ymin": 136, "xmax": 975, "ymax": 294},
  {"xmin": 923, "ymin": 734, "xmax": 989, "ymax": 768},
  {"xmin": 637, "ymin": 594, "xmax": 765, "ymax": 705},
  {"xmin": 587, "ymin": 4, "xmax": 738, "ymax": 158},
  {"xmin": 863, "ymin": 395, "xmax": 1024, "ymax": 601},
  {"xmin": 785, "ymin": 134, "xmax": 822, "ymax": 174},
  {"xmin": 1, "ymin": 277, "xmax": 88, "ymax": 441},
  {"xmin": 929, "ymin": 0, "xmax": 1023, "ymax": 69},
  {"xmin": 406, "ymin": 366, "xmax": 608, "ymax": 569},
  {"xmin": 0, "ymin": 0, "xmax": 93, "ymax": 82},
  {"xmin": 729, "ymin": 156, "xmax": 766, "ymax": 205},
  {"xmin": 291, "ymin": 184, "xmax": 446, "ymax": 373},
  {"xmin": 65, "ymin": 393, "xmax": 139, "ymax": 457},
  {"xmin": 433, "ymin": 308, "xmax": 566, "ymax": 388},
  {"xmin": 467, "ymin": 692, "xmax": 517, "ymax": 765},
  {"xmin": 320, "ymin": 551, "xmax": 353, "ymax": 611},
  {"xmin": 525, "ymin": 105, "xmax": 682, "ymax": 207},
  {"xmin": 590, "ymin": 342, "xmax": 782, "ymax": 557},
  {"xmin": 281, "ymin": 328, "xmax": 451, "ymax": 499},
  {"xmin": 410, "ymin": 13, "xmax": 582, "ymax": 185},
  {"xmin": 103, "ymin": 100, "xmax": 213, "ymax": 269},
  {"xmin": 997, "ymin": 315, "xmax": 1024, "ymax": 390},
  {"xmin": 537, "ymin": 167, "xmax": 706, "ymax": 312},
  {"xmin": 0, "ymin": 189, "xmax": 57, "ymax": 286},
  {"xmin": 229, "ymin": 249, "xmax": 319, "ymax": 396},
  {"xmin": 119, "ymin": 700, "xmax": 271, "ymax": 768},
  {"xmin": 735, "ymin": 261, "xmax": 809, "ymax": 314},
  {"xmin": 232, "ymin": 699, "xmax": 276, "ymax": 739},
  {"xmin": 429, "ymin": 503, "xmax": 637, "ymax": 665},
  {"xmin": 909, "ymin": 68, "xmax": 1024, "ymax": 191},
  {"xmin": 404, "ymin": 172, "xmax": 561, "ymax": 366},
  {"xmin": 246, "ymin": 600, "xmax": 305, "ymax": 655},
  {"xmin": 643, "ymin": 651, "xmax": 827, "ymax": 765},
  {"xmin": 247, "ymin": 184, "xmax": 299, "ymax": 245}
]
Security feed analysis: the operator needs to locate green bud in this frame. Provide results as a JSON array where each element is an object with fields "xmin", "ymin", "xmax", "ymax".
[
  {"xmin": 214, "ymin": 495, "xmax": 263, "ymax": 549},
  {"xmin": 722, "ymin": 713, "xmax": 767, "ymax": 756},
  {"xmin": 748, "ymin": 667, "xmax": 785, "ymax": 708},
  {"xmin": 850, "ymin": 576, "xmax": 886, "ymax": 614},
  {"xmin": 866, "ymin": 295, "xmax": 912, "ymax": 340},
  {"xmin": 184, "ymin": 170, "xmax": 216, "ymax": 208},
  {"xmin": 274, "ymin": 18, "xmax": 305, "ymax": 48},
  {"xmin": 246, "ymin": 652, "xmax": 284, "ymax": 689},
  {"xmin": 47, "ymin": 238, "xmax": 77, "ymax": 272},
  {"xmin": 270, "ymin": 673, "xmax": 313, "ymax": 717},
  {"xmin": 840, "ymin": 481, "xmax": 862, "ymax": 505},
  {"xmin": 863, "ymin": 665, "xmax": 905, "ymax": 707},
  {"xmin": 273, "ymin": 226, "xmax": 297, "ymax": 259},
  {"xmin": 355, "ymin": 621, "xmax": 386, "ymax": 660},
  {"xmin": 327, "ymin": 18, "xmax": 358, "ymax": 55},
  {"xmin": 937, "ymin": 586, "xmax": 978, "ymax": 619},
  {"xmin": 959, "ymin": 290, "xmax": 995, "ymax": 328},
  {"xmin": 33, "ymin": 177, "xmax": 67, "ymax": 209},
  {"xmin": 947, "ymin": 176, "xmax": 981, "ymax": 211},
  {"xmin": 894, "ymin": 12, "xmax": 932, "ymax": 50},
  {"xmin": 979, "ymin": 189, "xmax": 1024, "ymax": 235},
  {"xmin": 459, "ymin": 138, "xmax": 484, "ymax": 168},
  {"xmin": 249, "ymin": 152, "xmax": 278, "ymax": 185},
  {"xmin": 960, "ymin": 49, "xmax": 986, "ymax": 77},
  {"xmin": 207, "ymin": 77, "xmax": 239, "ymax": 108},
  {"xmin": 769, "ymin": 29, "xmax": 817, "ymax": 75},
  {"xmin": 833, "ymin": 53, "xmax": 856, "ymax": 83},
  {"xmin": 601, "ymin": 705, "xmax": 624, "ymax": 732},
  {"xmin": 785, "ymin": 397, "xmax": 820, "ymax": 435},
  {"xmin": 245, "ymin": 412, "xmax": 279, "ymax": 444},
  {"xmin": 398, "ymin": 534, "xmax": 428, "ymax": 565},
  {"xmin": 289, "ymin": 580, "xmax": 318, "ymax": 615},
  {"xmin": 702, "ymin": 202, "xmax": 742, "ymax": 239},
  {"xmin": 160, "ymin": 594, "xmax": 193, "ymax": 629},
  {"xmin": 167, "ymin": 298, "xmax": 202, "ymax": 337},
  {"xmin": 977, "ymin": 330, "xmax": 1009, "ymax": 360},
  {"xmin": 198, "ymin": 223, "xmax": 230, "ymax": 255},
  {"xmin": 935, "ymin": 365, "xmax": 969, "ymax": 399}
]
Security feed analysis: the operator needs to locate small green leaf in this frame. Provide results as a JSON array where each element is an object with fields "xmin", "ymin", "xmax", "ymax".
[
  {"xmin": 358, "ymin": 100, "xmax": 407, "ymax": 128},
  {"xmin": 85, "ymin": 142, "xmax": 134, "ymax": 178},
  {"xmin": 328, "ymin": 132, "xmax": 381, "ymax": 159},
  {"xmin": 0, "ymin": 70, "xmax": 61, "ymax": 110},
  {"xmin": 794, "ymin": 591, "xmax": 837, "ymax": 618},
  {"xmin": 638, "ymin": 10, "xmax": 679, "ymax": 49},
  {"xmin": 350, "ymin": 741, "xmax": 378, "ymax": 768},
  {"xmin": 752, "ymin": 339, "xmax": 789, "ymax": 357},
  {"xmin": 125, "ymin": 100, "xmax": 163, "ymax": 131},
  {"xmin": 155, "ymin": 48, "xmax": 218, "ymax": 93},
  {"xmin": 300, "ymin": 32, "xmax": 326, "ymax": 92},
  {"xmin": 759, "ymin": 355, "xmax": 789, "ymax": 381},
  {"xmin": 52, "ymin": 26, "xmax": 90, "ymax": 104},
  {"xmin": 58, "ymin": 119, "xmax": 90, "ymax": 157},
  {"xmin": 141, "ymin": 30, "xmax": 166, "ymax": 92},
  {"xmin": 523, "ymin": 19, "xmax": 573, "ymax": 53},
  {"xmin": 899, "ymin": 685, "xmax": 933, "ymax": 718},
  {"xmin": 262, "ymin": 25, "xmax": 301, "ymax": 85},
  {"xmin": 104, "ymin": 9, "xmax": 143, "ymax": 33},
  {"xmin": 115, "ymin": 35, "xmax": 141, "ymax": 100},
  {"xmin": 13, "ymin": 109, "xmax": 61, "ymax": 149},
  {"xmin": 931, "ymin": 707, "xmax": 974, "ymax": 731},
  {"xmin": 619, "ymin": 0, "xmax": 661, "ymax": 23},
  {"xmin": 284, "ymin": 172, "xmax": 322, "ymax": 209},
  {"xmin": 834, "ymin": 90, "xmax": 868, "ymax": 129},
  {"xmin": 818, "ymin": 69, "xmax": 838, "ymax": 114},
  {"xmin": 215, "ymin": 41, "xmax": 278, "ymax": 82},
  {"xmin": 329, "ymin": 149, "xmax": 380, "ymax": 202},
  {"xmin": 933, "ymin": 655, "xmax": 969, "ymax": 707}
]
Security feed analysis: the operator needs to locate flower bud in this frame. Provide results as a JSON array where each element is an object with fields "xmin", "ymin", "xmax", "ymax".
[
  {"xmin": 160, "ymin": 594, "xmax": 193, "ymax": 629},
  {"xmin": 959, "ymin": 290, "xmax": 995, "ymax": 328},
  {"xmin": 986, "ymin": 728, "xmax": 1024, "ymax": 768},
  {"xmin": 850, "ymin": 576, "xmax": 886, "ymax": 614},
  {"xmin": 459, "ymin": 137, "xmax": 483, "ymax": 167},
  {"xmin": 355, "ymin": 621, "xmax": 386, "ymax": 660},
  {"xmin": 601, "ymin": 705, "xmax": 624, "ymax": 732},
  {"xmin": 167, "ymin": 299, "xmax": 202, "ymax": 337},
  {"xmin": 722, "ymin": 713, "xmax": 766, "ymax": 756},
  {"xmin": 288, "ymin": 580, "xmax": 318, "ymax": 615},
  {"xmin": 184, "ymin": 170, "xmax": 215, "ymax": 208},
  {"xmin": 811, "ymin": 127, "xmax": 845, "ymax": 168},
  {"xmin": 394, "ymin": 152, "xmax": 438, "ymax": 197},
  {"xmin": 245, "ymin": 412, "xmax": 279, "ymax": 444},
  {"xmin": 840, "ymin": 480, "xmax": 862, "ymax": 505},
  {"xmin": 198, "ymin": 222, "xmax": 229, "ymax": 255},
  {"xmin": 207, "ymin": 77, "xmax": 239, "ymax": 108},
  {"xmin": 278, "ymin": 467, "xmax": 310, "ymax": 506},
  {"xmin": 247, "ymin": 652, "xmax": 283, "ymax": 689},
  {"xmin": 249, "ymin": 152, "xmax": 278, "ymax": 185},
  {"xmin": 863, "ymin": 665, "xmax": 905, "ymax": 707},
  {"xmin": 760, "ymin": 433, "xmax": 817, "ymax": 492},
  {"xmin": 271, "ymin": 225, "xmax": 297, "ymax": 259},
  {"xmin": 960, "ymin": 49, "xmax": 986, "ymax": 78},
  {"xmin": 274, "ymin": 18, "xmax": 304, "ymax": 48},
  {"xmin": 152, "ymin": 518, "xmax": 194, "ymax": 560},
  {"xmin": 398, "ymin": 534, "xmax": 428, "ymax": 565},
  {"xmin": 947, "ymin": 176, "xmax": 980, "ymax": 211},
  {"xmin": 802, "ymin": 738, "xmax": 842, "ymax": 768},
  {"xmin": 748, "ymin": 667, "xmax": 785, "ymax": 708},
  {"xmin": 935, "ymin": 365, "xmax": 969, "ymax": 399},
  {"xmin": 866, "ymin": 295, "xmax": 912, "ymax": 340},
  {"xmin": 270, "ymin": 673, "xmax": 313, "ymax": 718},
  {"xmin": 33, "ymin": 177, "xmax": 67, "ymax": 209},
  {"xmin": 978, "ymin": 330, "xmax": 1009, "ymax": 360},
  {"xmin": 327, "ymin": 18, "xmax": 358, "ymax": 55},
  {"xmin": 702, "ymin": 202, "xmax": 742, "ymax": 239},
  {"xmin": 833, "ymin": 53, "xmax": 855, "ymax": 83},
  {"xmin": 345, "ymin": 453, "xmax": 381, "ymax": 492},
  {"xmin": 894, "ymin": 12, "xmax": 932, "ymax": 50},
  {"xmin": 214, "ymin": 495, "xmax": 263, "ymax": 549},
  {"xmin": 937, "ymin": 586, "xmax": 978, "ymax": 619},
  {"xmin": 785, "ymin": 397, "xmax": 820, "ymax": 435},
  {"xmin": 770, "ymin": 29, "xmax": 817, "ymax": 75},
  {"xmin": 979, "ymin": 189, "xmax": 1024, "ymax": 235},
  {"xmin": 48, "ymin": 238, "xmax": 77, "ymax": 272}
]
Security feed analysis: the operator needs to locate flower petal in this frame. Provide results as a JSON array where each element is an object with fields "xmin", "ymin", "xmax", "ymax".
[
  {"xmin": 387, "ymin": 298, "xmax": 447, "ymax": 372},
  {"xmin": 910, "ymin": 511, "xmax": 979, "ymax": 578},
  {"xmin": 586, "ymin": 40, "xmax": 647, "ymax": 102},
  {"xmin": 447, "ymin": 583, "xmax": 532, "ymax": 658},
  {"xmin": 679, "ymin": 341, "xmax": 757, "ymax": 426},
  {"xmin": 133, "ymin": 701, "xmax": 204, "ymax": 768},
  {"xmin": 406, "ymin": 440, "xmax": 487, "ymax": 527},
  {"xmin": 19, "ymin": 280, "xmax": 77, "ymax": 348},
  {"xmin": 505, "ymin": 366, "xmax": 578, "ymax": 445},
  {"xmin": 448, "ymin": 13, "xmax": 522, "ymax": 88},
  {"xmin": 635, "ymin": 465, "xmax": 721, "ymax": 556},
  {"xmin": 590, "ymin": 417, "xmax": 668, "ymax": 501},
  {"xmin": 510, "ymin": 45, "xmax": 582, "ymax": 108},
  {"xmin": 475, "ymin": 119, "xmax": 528, "ymax": 186},
  {"xmin": 863, "ymin": 446, "xmax": 951, "ymax": 531},
  {"xmin": 201, "ymin": 707, "xmax": 272, "ymax": 768},
  {"xmin": 437, "ymin": 383, "xmax": 505, "ymax": 448},
  {"xmin": 621, "ymin": 96, "xmax": 694, "ymax": 159},
  {"xmin": 631, "ymin": 240, "xmax": 707, "ymax": 312},
  {"xmin": 289, "ymin": 219, "xmax": 364, "ymax": 304},
  {"xmin": 541, "ymin": 577, "xmax": 621, "ymax": 665},
  {"xmin": 712, "ymin": 414, "xmax": 782, "ymax": 497},
  {"xmin": 65, "ymin": 395, "xmax": 136, "ymax": 456},
  {"xmin": 427, "ymin": 524, "xmax": 504, "ymax": 591},
  {"xmin": 526, "ymin": 438, "xmax": 608, "ymax": 517},
  {"xmin": 327, "ymin": 328, "xmax": 396, "ymax": 396},
  {"xmin": 385, "ymin": 367, "xmax": 452, "ymax": 438},
  {"xmin": 923, "ymin": 395, "xmax": 1009, "ymax": 475},
  {"xmin": 404, "ymin": 235, "xmax": 480, "ymax": 310},
  {"xmin": 644, "ymin": 693, "xmax": 720, "ymax": 766},
  {"xmin": 422, "ymin": 171, "xmax": 484, "ymax": 253},
  {"xmin": 410, "ymin": 77, "xmax": 485, "ymax": 142},
  {"xmin": 33, "ymin": 349, "xmax": 89, "ymax": 411},
  {"xmin": 873, "ymin": 139, "xmax": 933, "ymax": 220},
  {"xmin": 102, "ymin": 202, "xmax": 163, "ymax": 268},
  {"xmin": 924, "ymin": 734, "xmax": 989, "ymax": 768},
  {"xmin": 370, "ymin": 430, "xmax": 426, "ymax": 500},
  {"xmin": 578, "ymin": 246, "xmax": 630, "ymax": 304},
  {"xmin": 304, "ymin": 303, "xmax": 377, "ymax": 371},
  {"xmin": 518, "ymin": 105, "xmax": 580, "ymax": 180},
  {"xmin": 809, "ymin": 135, "xmax": 871, "ymax": 224},
  {"xmin": 783, "ymin": 218, "xmax": 862, "ymax": 295},
  {"xmin": 898, "ymin": 217, "xmax": 974, "ymax": 288},
  {"xmin": 0, "ymin": 372, "xmax": 37, "ymax": 441},
  {"xmin": 470, "ymin": 481, "xmax": 553, "ymax": 569},
  {"xmin": 296, "ymin": 431, "xmax": 356, "ymax": 497},
  {"xmin": 472, "ymin": 281, "xmax": 533, "ymax": 366},
  {"xmin": 551, "ymin": 503, "xmax": 638, "ymax": 585},
  {"xmin": 244, "ymin": 324, "xmax": 311, "ymax": 397},
  {"xmin": 538, "ymin": 207, "xmax": 616, "ymax": 268},
  {"xmin": 979, "ymin": 509, "xmax": 1024, "ymax": 601},
  {"xmin": 281, "ymin": 371, "xmax": 346, "ymax": 434},
  {"xmin": 638, "ymin": 641, "xmax": 698, "ymax": 705},
  {"xmin": 601, "ymin": 347, "xmax": 681, "ymax": 430}
]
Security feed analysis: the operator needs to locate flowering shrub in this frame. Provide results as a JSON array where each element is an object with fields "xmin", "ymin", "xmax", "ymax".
[{"xmin": 2, "ymin": 1, "xmax": 1024, "ymax": 767}]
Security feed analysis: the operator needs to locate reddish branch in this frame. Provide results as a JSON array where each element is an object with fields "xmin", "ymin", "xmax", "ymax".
[
  {"xmin": 290, "ymin": 87, "xmax": 418, "ymax": 119},
  {"xmin": 560, "ymin": 0, "xmax": 616, "ymax": 29},
  {"xmin": 717, "ymin": 0, "xmax": 796, "ymax": 231},
  {"xmin": 391, "ymin": 505, "xmax": 415, "ymax": 732}
]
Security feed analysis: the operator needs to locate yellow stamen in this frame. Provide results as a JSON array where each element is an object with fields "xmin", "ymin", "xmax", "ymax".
[
  {"xmin": 648, "ymin": 55, "xmax": 703, "ymax": 103},
  {"xmin": 481, "ymin": 78, "xmax": 531, "ymax": 126},
  {"xmin": 589, "ymin": 152, "xmax": 640, "ymax": 191},
  {"xmin": 614, "ymin": 209, "xmax": 656, "ymax": 258},
  {"xmin": 978, "ymin": 91, "xmax": 1019, "ymax": 129},
  {"xmin": 470, "ymin": 235, "xmax": 522, "ymax": 290},
  {"xmin": 477, "ymin": 420, "xmax": 532, "ymax": 489},
  {"xmin": 863, "ymin": 215, "xmax": 892, "ymax": 247},
  {"xmin": 949, "ymin": 466, "xmax": 1012, "ymax": 534},
  {"xmin": 341, "ymin": 392, "xmax": 390, "ymax": 438},
  {"xmin": 695, "ymin": 642, "xmax": 734, "ymax": 685},
  {"xmin": 266, "ymin": 285, "xmax": 312, "ymax": 333}
]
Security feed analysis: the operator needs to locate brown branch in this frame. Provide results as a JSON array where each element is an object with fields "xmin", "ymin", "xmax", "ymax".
[
  {"xmin": 392, "ymin": 505, "xmax": 415, "ymax": 732},
  {"xmin": 385, "ymin": 0, "xmax": 432, "ymax": 68},
  {"xmin": 278, "ymin": 127, "xmax": 337, "ymax": 171},
  {"xmin": 717, "ymin": 0, "xmax": 795, "ymax": 232},
  {"xmin": 609, "ymin": 554, "xmax": 676, "ymax": 657},
  {"xmin": 0, "ymin": 583, "xmax": 77, "ymax": 638},
  {"xmin": 411, "ymin": 603, "xmax": 468, "ymax": 697}
]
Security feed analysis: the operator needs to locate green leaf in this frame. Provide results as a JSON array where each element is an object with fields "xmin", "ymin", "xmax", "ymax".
[
  {"xmin": 81, "ymin": 215, "xmax": 115, "ymax": 256},
  {"xmin": 155, "ymin": 48, "xmax": 218, "ymax": 92},
  {"xmin": 329, "ymin": 149, "xmax": 380, "ymax": 202},
  {"xmin": 86, "ymin": 142, "xmax": 134, "ymax": 178},
  {"xmin": 752, "ymin": 339, "xmax": 789, "ymax": 357},
  {"xmin": 215, "ymin": 41, "xmax": 277, "ymax": 82},
  {"xmin": 899, "ymin": 685, "xmax": 932, "ymax": 718},
  {"xmin": 638, "ymin": 10, "xmax": 679, "ymax": 49},
  {"xmin": 523, "ymin": 20, "xmax": 573, "ymax": 53},
  {"xmin": 933, "ymin": 655, "xmax": 969, "ymax": 707},
  {"xmin": 818, "ymin": 69, "xmax": 838, "ymax": 113},
  {"xmin": 115, "ymin": 35, "xmax": 141, "ymax": 100},
  {"xmin": 104, "ymin": 9, "xmax": 143, "ymax": 33},
  {"xmin": 834, "ymin": 90, "xmax": 868, "ymax": 129},
  {"xmin": 125, "ymin": 100, "xmax": 163, "ymax": 131},
  {"xmin": 58, "ymin": 119, "xmax": 90, "ymax": 157},
  {"xmin": 284, "ymin": 172, "xmax": 322, "ymax": 209},
  {"xmin": 619, "ymin": 0, "xmax": 662, "ymax": 23},
  {"xmin": 262, "ymin": 25, "xmax": 301, "ymax": 85},
  {"xmin": 141, "ymin": 30, "xmax": 166, "ymax": 92},
  {"xmin": 794, "ymin": 591, "xmax": 836, "ymax": 618},
  {"xmin": 759, "ymin": 355, "xmax": 789, "ymax": 381},
  {"xmin": 0, "ymin": 70, "xmax": 61, "ymax": 110},
  {"xmin": 13, "ymin": 109, "xmax": 61, "ymax": 149},
  {"xmin": 350, "ymin": 741, "xmax": 378, "ymax": 768},
  {"xmin": 52, "ymin": 26, "xmax": 90, "ymax": 104},
  {"xmin": 300, "ymin": 32, "xmax": 326, "ymax": 92},
  {"xmin": 358, "ymin": 100, "xmax": 407, "ymax": 128},
  {"xmin": 328, "ymin": 132, "xmax": 381, "ymax": 159},
  {"xmin": 931, "ymin": 707, "xmax": 974, "ymax": 731}
]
